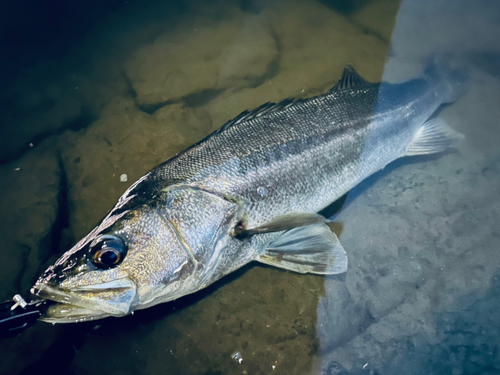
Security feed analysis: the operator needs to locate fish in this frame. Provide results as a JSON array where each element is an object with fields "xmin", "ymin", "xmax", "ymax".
[{"xmin": 31, "ymin": 61, "xmax": 465, "ymax": 323}]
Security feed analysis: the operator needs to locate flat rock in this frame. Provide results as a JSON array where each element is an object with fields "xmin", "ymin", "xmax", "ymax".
[{"xmin": 125, "ymin": 14, "xmax": 278, "ymax": 106}]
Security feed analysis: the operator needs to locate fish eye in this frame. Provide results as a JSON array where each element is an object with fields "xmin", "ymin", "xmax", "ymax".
[{"xmin": 90, "ymin": 235, "xmax": 127, "ymax": 269}]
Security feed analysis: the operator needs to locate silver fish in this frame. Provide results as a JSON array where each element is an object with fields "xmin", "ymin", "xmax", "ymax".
[{"xmin": 32, "ymin": 63, "xmax": 465, "ymax": 323}]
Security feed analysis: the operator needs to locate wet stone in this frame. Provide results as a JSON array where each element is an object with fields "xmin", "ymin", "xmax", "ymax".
[{"xmin": 125, "ymin": 13, "xmax": 278, "ymax": 106}]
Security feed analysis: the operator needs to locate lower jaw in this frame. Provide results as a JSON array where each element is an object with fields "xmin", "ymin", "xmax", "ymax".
[
  {"xmin": 40, "ymin": 302, "xmax": 112, "ymax": 323},
  {"xmin": 32, "ymin": 284, "xmax": 134, "ymax": 321}
]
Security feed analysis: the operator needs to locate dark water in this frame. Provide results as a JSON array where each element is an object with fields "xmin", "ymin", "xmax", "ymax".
[{"xmin": 1, "ymin": 0, "xmax": 500, "ymax": 374}]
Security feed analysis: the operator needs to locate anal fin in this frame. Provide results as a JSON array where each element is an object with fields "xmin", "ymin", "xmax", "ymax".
[
  {"xmin": 406, "ymin": 118, "xmax": 464, "ymax": 156},
  {"xmin": 257, "ymin": 223, "xmax": 347, "ymax": 275}
]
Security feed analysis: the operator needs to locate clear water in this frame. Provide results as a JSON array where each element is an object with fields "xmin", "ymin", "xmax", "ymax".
[{"xmin": 1, "ymin": 0, "xmax": 499, "ymax": 374}]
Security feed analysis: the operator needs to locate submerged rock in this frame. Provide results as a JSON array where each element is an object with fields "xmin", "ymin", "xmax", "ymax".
[
  {"xmin": 0, "ymin": 0, "xmax": 187, "ymax": 164},
  {"xmin": 125, "ymin": 14, "xmax": 278, "ymax": 107},
  {"xmin": 317, "ymin": 163, "xmax": 500, "ymax": 373},
  {"xmin": 0, "ymin": 62, "xmax": 92, "ymax": 163}
]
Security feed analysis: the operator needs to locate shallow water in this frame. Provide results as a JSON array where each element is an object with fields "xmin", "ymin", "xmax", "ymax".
[{"xmin": 1, "ymin": 0, "xmax": 500, "ymax": 374}]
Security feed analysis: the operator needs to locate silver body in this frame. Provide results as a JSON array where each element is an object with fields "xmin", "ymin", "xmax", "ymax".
[{"xmin": 32, "ymin": 66, "xmax": 462, "ymax": 322}]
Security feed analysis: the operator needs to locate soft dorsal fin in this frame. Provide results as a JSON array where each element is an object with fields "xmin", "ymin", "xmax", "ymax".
[{"xmin": 330, "ymin": 65, "xmax": 370, "ymax": 92}]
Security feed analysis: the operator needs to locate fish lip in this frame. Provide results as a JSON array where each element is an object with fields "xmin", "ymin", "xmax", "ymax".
[
  {"xmin": 31, "ymin": 278, "xmax": 136, "ymax": 317},
  {"xmin": 71, "ymin": 279, "xmax": 136, "ymax": 292}
]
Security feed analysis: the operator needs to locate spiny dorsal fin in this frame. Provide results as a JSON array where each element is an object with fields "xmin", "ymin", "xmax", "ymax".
[
  {"xmin": 330, "ymin": 65, "xmax": 370, "ymax": 92},
  {"xmin": 217, "ymin": 66, "xmax": 369, "ymax": 134},
  {"xmin": 215, "ymin": 98, "xmax": 305, "ymax": 134}
]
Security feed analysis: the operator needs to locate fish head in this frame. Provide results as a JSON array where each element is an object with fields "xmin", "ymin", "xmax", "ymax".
[
  {"xmin": 32, "ymin": 197, "xmax": 207, "ymax": 323},
  {"xmin": 32, "ymin": 184, "xmax": 243, "ymax": 323}
]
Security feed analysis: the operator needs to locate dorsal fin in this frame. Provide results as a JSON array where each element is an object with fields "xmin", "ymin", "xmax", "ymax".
[
  {"xmin": 330, "ymin": 65, "xmax": 370, "ymax": 92},
  {"xmin": 214, "ymin": 97, "xmax": 305, "ymax": 134},
  {"xmin": 216, "ymin": 66, "xmax": 369, "ymax": 135}
]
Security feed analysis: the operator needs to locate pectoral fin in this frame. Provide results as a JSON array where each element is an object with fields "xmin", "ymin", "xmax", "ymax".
[
  {"xmin": 234, "ymin": 212, "xmax": 328, "ymax": 238},
  {"xmin": 257, "ymin": 223, "xmax": 347, "ymax": 275}
]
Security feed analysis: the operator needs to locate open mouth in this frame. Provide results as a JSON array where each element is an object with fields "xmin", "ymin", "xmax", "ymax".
[{"xmin": 31, "ymin": 279, "xmax": 136, "ymax": 323}]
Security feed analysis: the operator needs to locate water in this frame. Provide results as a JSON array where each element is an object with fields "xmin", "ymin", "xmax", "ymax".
[{"xmin": 1, "ymin": 0, "xmax": 499, "ymax": 374}]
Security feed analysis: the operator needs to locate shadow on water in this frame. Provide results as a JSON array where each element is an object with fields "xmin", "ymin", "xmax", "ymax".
[{"xmin": 467, "ymin": 51, "xmax": 500, "ymax": 79}]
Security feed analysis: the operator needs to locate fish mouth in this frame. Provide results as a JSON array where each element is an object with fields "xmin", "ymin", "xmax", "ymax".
[{"xmin": 31, "ymin": 279, "xmax": 136, "ymax": 323}]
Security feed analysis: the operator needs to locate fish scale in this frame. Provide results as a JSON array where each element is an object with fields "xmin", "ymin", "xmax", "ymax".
[{"xmin": 141, "ymin": 77, "xmax": 438, "ymax": 229}]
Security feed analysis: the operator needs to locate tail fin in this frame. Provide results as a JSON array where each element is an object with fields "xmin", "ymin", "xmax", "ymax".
[{"xmin": 424, "ymin": 55, "xmax": 469, "ymax": 103}]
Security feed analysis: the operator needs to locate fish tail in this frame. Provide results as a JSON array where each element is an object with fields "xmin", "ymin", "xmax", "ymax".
[{"xmin": 424, "ymin": 54, "xmax": 469, "ymax": 103}]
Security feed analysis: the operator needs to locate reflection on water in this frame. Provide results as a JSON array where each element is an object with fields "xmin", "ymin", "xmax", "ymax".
[{"xmin": 1, "ymin": 0, "xmax": 499, "ymax": 374}]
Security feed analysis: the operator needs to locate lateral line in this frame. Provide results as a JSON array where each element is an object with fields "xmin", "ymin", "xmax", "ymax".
[{"xmin": 163, "ymin": 184, "xmax": 245, "ymax": 205}]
